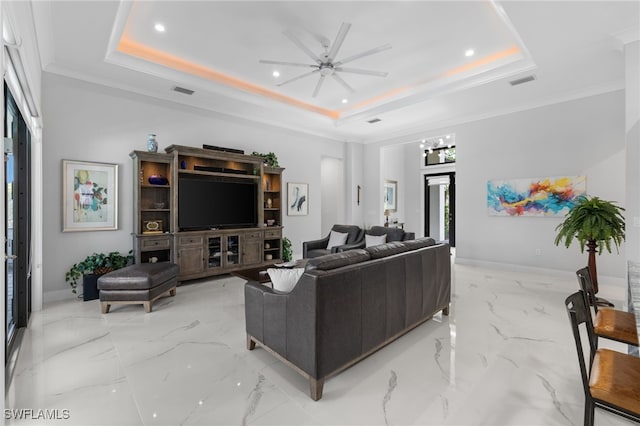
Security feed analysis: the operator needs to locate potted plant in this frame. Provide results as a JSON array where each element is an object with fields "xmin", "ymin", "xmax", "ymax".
[
  {"xmin": 282, "ymin": 237, "xmax": 293, "ymax": 262},
  {"xmin": 251, "ymin": 151, "xmax": 279, "ymax": 168},
  {"xmin": 554, "ymin": 195, "xmax": 625, "ymax": 299},
  {"xmin": 65, "ymin": 251, "xmax": 134, "ymax": 301}
]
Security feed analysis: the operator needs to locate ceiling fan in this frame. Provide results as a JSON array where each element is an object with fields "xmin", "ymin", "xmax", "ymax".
[{"xmin": 259, "ymin": 23, "xmax": 391, "ymax": 98}]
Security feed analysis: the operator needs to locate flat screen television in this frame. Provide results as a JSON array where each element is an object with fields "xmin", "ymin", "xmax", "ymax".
[{"xmin": 178, "ymin": 177, "xmax": 257, "ymax": 230}]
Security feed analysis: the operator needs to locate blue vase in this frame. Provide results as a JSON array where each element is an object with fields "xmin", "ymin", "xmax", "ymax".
[{"xmin": 147, "ymin": 134, "xmax": 158, "ymax": 153}]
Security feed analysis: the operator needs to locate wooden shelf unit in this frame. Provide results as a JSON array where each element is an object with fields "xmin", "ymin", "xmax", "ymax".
[
  {"xmin": 130, "ymin": 145, "xmax": 287, "ymax": 281},
  {"xmin": 130, "ymin": 151, "xmax": 174, "ymax": 264}
]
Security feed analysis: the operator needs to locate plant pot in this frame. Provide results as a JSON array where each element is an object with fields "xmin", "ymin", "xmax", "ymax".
[{"xmin": 82, "ymin": 274, "xmax": 101, "ymax": 301}]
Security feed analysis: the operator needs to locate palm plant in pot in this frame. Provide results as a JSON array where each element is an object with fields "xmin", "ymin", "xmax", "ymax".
[
  {"xmin": 554, "ymin": 195, "xmax": 625, "ymax": 303},
  {"xmin": 65, "ymin": 251, "xmax": 134, "ymax": 301}
]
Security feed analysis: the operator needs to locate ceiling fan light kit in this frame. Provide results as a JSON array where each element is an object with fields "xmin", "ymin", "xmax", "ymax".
[{"xmin": 260, "ymin": 22, "xmax": 391, "ymax": 98}]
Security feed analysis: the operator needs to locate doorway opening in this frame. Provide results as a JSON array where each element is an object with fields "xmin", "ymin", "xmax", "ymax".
[{"xmin": 424, "ymin": 172, "xmax": 455, "ymax": 247}]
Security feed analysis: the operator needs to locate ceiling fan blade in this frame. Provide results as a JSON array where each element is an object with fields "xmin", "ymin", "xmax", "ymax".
[
  {"xmin": 332, "ymin": 73, "xmax": 355, "ymax": 93},
  {"xmin": 334, "ymin": 43, "xmax": 392, "ymax": 66},
  {"xmin": 335, "ymin": 67, "xmax": 388, "ymax": 78},
  {"xmin": 276, "ymin": 69, "xmax": 319, "ymax": 87},
  {"xmin": 283, "ymin": 30, "xmax": 322, "ymax": 64},
  {"xmin": 312, "ymin": 75, "xmax": 325, "ymax": 98},
  {"xmin": 259, "ymin": 59, "xmax": 316, "ymax": 68},
  {"xmin": 326, "ymin": 22, "xmax": 351, "ymax": 63}
]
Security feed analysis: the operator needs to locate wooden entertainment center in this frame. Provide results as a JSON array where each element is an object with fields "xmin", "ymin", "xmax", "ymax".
[{"xmin": 131, "ymin": 145, "xmax": 284, "ymax": 281}]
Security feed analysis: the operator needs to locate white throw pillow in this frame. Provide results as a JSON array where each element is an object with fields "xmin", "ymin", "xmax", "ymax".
[
  {"xmin": 267, "ymin": 268, "xmax": 305, "ymax": 293},
  {"xmin": 327, "ymin": 230, "xmax": 348, "ymax": 249},
  {"xmin": 366, "ymin": 234, "xmax": 387, "ymax": 248}
]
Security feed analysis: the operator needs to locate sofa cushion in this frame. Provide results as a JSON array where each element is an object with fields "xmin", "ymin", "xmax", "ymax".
[
  {"xmin": 365, "ymin": 241, "xmax": 410, "ymax": 259},
  {"xmin": 403, "ymin": 237, "xmax": 436, "ymax": 251},
  {"xmin": 267, "ymin": 268, "xmax": 305, "ymax": 293},
  {"xmin": 331, "ymin": 225, "xmax": 362, "ymax": 244},
  {"xmin": 327, "ymin": 230, "xmax": 348, "ymax": 249},
  {"xmin": 365, "ymin": 234, "xmax": 387, "ymax": 248},
  {"xmin": 305, "ymin": 249, "xmax": 370, "ymax": 271},
  {"xmin": 366, "ymin": 226, "xmax": 406, "ymax": 242}
]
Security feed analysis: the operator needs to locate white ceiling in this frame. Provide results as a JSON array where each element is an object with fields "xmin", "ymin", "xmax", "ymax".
[{"xmin": 35, "ymin": 1, "xmax": 639, "ymax": 144}]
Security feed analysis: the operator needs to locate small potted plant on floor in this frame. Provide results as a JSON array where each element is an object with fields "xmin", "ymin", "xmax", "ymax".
[
  {"xmin": 65, "ymin": 251, "xmax": 134, "ymax": 301},
  {"xmin": 282, "ymin": 237, "xmax": 293, "ymax": 262}
]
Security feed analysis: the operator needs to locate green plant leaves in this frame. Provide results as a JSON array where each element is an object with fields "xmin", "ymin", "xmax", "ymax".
[
  {"xmin": 554, "ymin": 195, "xmax": 625, "ymax": 254},
  {"xmin": 65, "ymin": 250, "xmax": 134, "ymax": 294}
]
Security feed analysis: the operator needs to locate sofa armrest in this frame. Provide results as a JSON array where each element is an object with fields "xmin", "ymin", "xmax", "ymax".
[
  {"xmin": 303, "ymin": 236, "xmax": 330, "ymax": 258},
  {"xmin": 245, "ymin": 281, "xmax": 288, "ymax": 354},
  {"xmin": 403, "ymin": 232, "xmax": 415, "ymax": 241}
]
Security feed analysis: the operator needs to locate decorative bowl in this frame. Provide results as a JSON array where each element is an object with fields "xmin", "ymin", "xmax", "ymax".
[
  {"xmin": 148, "ymin": 175, "xmax": 168, "ymax": 185},
  {"xmin": 153, "ymin": 202, "xmax": 165, "ymax": 209},
  {"xmin": 267, "ymin": 219, "xmax": 276, "ymax": 226}
]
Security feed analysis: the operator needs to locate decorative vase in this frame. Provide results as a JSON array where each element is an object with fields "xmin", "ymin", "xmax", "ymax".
[
  {"xmin": 148, "ymin": 175, "xmax": 168, "ymax": 185},
  {"xmin": 147, "ymin": 133, "xmax": 158, "ymax": 153},
  {"xmin": 266, "ymin": 198, "xmax": 272, "ymax": 208},
  {"xmin": 82, "ymin": 274, "xmax": 101, "ymax": 301}
]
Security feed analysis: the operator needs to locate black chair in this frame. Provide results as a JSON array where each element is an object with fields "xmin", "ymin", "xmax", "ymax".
[
  {"xmin": 565, "ymin": 291, "xmax": 640, "ymax": 426},
  {"xmin": 576, "ymin": 267, "xmax": 638, "ymax": 346},
  {"xmin": 302, "ymin": 225, "xmax": 364, "ymax": 258}
]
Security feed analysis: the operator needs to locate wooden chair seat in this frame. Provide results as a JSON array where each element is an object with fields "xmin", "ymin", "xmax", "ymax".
[
  {"xmin": 590, "ymin": 348, "xmax": 640, "ymax": 415},
  {"xmin": 576, "ymin": 267, "xmax": 638, "ymax": 347},
  {"xmin": 594, "ymin": 308, "xmax": 639, "ymax": 346}
]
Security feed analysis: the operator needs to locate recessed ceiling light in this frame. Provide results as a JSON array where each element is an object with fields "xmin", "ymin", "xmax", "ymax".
[
  {"xmin": 447, "ymin": 144, "xmax": 452, "ymax": 149},
  {"xmin": 272, "ymin": 70, "xmax": 280, "ymax": 78},
  {"xmin": 419, "ymin": 143, "xmax": 424, "ymax": 149},
  {"xmin": 465, "ymin": 49, "xmax": 474, "ymax": 57},
  {"xmin": 439, "ymin": 139, "xmax": 444, "ymax": 145},
  {"xmin": 446, "ymin": 135, "xmax": 451, "ymax": 139},
  {"xmin": 154, "ymin": 23, "xmax": 166, "ymax": 32},
  {"xmin": 423, "ymin": 152, "xmax": 427, "ymax": 157},
  {"xmin": 341, "ymin": 98, "xmax": 348, "ymax": 104}
]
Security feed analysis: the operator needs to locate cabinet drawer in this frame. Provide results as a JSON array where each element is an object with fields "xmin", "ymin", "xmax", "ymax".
[
  {"xmin": 264, "ymin": 229, "xmax": 281, "ymax": 239},
  {"xmin": 141, "ymin": 237, "xmax": 171, "ymax": 251},
  {"xmin": 178, "ymin": 235, "xmax": 204, "ymax": 246},
  {"xmin": 244, "ymin": 231, "xmax": 263, "ymax": 240}
]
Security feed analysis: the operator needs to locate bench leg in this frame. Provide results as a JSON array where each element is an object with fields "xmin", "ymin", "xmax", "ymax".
[
  {"xmin": 310, "ymin": 378, "xmax": 324, "ymax": 401},
  {"xmin": 443, "ymin": 305, "xmax": 450, "ymax": 316},
  {"xmin": 101, "ymin": 302, "xmax": 111, "ymax": 314},
  {"xmin": 144, "ymin": 301, "xmax": 152, "ymax": 313},
  {"xmin": 169, "ymin": 287, "xmax": 176, "ymax": 297}
]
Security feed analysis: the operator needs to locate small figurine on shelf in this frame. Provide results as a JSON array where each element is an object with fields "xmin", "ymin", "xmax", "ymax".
[{"xmin": 266, "ymin": 198, "xmax": 272, "ymax": 208}]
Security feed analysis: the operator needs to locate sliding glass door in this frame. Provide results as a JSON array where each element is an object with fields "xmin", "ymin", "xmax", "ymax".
[{"xmin": 4, "ymin": 83, "xmax": 31, "ymax": 362}]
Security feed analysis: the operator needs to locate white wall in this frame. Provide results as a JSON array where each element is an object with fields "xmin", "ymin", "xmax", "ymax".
[
  {"xmin": 380, "ymin": 144, "xmax": 405, "ymax": 226},
  {"xmin": 42, "ymin": 73, "xmax": 346, "ymax": 301},
  {"xmin": 320, "ymin": 156, "xmax": 345, "ymax": 236},
  {"xmin": 369, "ymin": 90, "xmax": 627, "ymax": 278},
  {"xmin": 625, "ymin": 40, "xmax": 640, "ymax": 262}
]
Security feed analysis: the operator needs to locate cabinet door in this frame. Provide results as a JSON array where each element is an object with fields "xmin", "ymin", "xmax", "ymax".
[
  {"xmin": 226, "ymin": 235, "xmax": 240, "ymax": 267},
  {"xmin": 242, "ymin": 237, "xmax": 263, "ymax": 266},
  {"xmin": 207, "ymin": 236, "xmax": 223, "ymax": 269},
  {"xmin": 178, "ymin": 246, "xmax": 204, "ymax": 276}
]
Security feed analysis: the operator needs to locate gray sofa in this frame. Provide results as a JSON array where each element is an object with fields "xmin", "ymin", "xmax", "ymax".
[
  {"xmin": 244, "ymin": 237, "xmax": 451, "ymax": 400},
  {"xmin": 302, "ymin": 224, "xmax": 365, "ymax": 258}
]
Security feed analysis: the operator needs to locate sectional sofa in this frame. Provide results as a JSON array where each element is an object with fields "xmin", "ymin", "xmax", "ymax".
[{"xmin": 244, "ymin": 237, "xmax": 451, "ymax": 400}]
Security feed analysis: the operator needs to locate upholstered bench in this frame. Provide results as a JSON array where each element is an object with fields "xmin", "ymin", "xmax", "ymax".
[{"xmin": 97, "ymin": 263, "xmax": 179, "ymax": 313}]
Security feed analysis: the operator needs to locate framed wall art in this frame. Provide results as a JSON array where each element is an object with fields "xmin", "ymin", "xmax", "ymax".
[
  {"xmin": 62, "ymin": 159, "xmax": 118, "ymax": 231},
  {"xmin": 384, "ymin": 179, "xmax": 397, "ymax": 212},
  {"xmin": 287, "ymin": 182, "xmax": 308, "ymax": 216},
  {"xmin": 487, "ymin": 175, "xmax": 586, "ymax": 217}
]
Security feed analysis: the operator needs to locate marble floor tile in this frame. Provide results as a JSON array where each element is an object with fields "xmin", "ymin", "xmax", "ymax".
[{"xmin": 5, "ymin": 264, "xmax": 635, "ymax": 426}]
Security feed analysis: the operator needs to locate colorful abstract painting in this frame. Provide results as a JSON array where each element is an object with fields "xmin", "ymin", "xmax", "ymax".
[{"xmin": 487, "ymin": 176, "xmax": 586, "ymax": 217}]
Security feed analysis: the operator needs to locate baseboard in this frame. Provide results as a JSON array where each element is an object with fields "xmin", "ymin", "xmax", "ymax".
[
  {"xmin": 44, "ymin": 288, "xmax": 77, "ymax": 304},
  {"xmin": 454, "ymin": 257, "xmax": 625, "ymax": 289}
]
